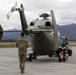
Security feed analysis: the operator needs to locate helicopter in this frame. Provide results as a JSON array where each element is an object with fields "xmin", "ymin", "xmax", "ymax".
[{"xmin": 0, "ymin": 2, "xmax": 72, "ymax": 62}]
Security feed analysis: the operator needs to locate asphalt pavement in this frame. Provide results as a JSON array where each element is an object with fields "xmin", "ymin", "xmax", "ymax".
[{"xmin": 0, "ymin": 47, "xmax": 76, "ymax": 75}]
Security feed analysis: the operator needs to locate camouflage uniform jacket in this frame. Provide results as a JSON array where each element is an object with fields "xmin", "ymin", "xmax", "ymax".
[{"xmin": 16, "ymin": 37, "xmax": 28, "ymax": 54}]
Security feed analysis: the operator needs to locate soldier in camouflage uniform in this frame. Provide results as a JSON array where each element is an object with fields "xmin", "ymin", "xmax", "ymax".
[{"xmin": 16, "ymin": 32, "xmax": 28, "ymax": 74}]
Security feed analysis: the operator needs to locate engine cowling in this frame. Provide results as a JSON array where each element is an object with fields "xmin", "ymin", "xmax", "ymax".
[
  {"xmin": 45, "ymin": 21, "xmax": 51, "ymax": 27},
  {"xmin": 0, "ymin": 25, "xmax": 3, "ymax": 42}
]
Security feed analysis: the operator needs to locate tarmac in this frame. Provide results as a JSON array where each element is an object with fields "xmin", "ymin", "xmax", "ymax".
[{"xmin": 0, "ymin": 46, "xmax": 76, "ymax": 75}]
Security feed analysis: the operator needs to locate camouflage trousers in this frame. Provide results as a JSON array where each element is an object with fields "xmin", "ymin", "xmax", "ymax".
[{"xmin": 18, "ymin": 53, "xmax": 27, "ymax": 72}]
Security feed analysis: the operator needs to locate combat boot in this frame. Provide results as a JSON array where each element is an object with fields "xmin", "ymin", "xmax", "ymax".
[
  {"xmin": 21, "ymin": 63, "xmax": 25, "ymax": 74},
  {"xmin": 21, "ymin": 70, "xmax": 24, "ymax": 74}
]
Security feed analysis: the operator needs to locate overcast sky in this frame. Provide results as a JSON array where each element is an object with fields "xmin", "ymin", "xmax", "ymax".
[{"xmin": 0, "ymin": 0, "xmax": 76, "ymax": 30}]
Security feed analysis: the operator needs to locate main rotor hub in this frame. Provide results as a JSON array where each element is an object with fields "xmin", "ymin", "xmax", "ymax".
[{"xmin": 39, "ymin": 13, "xmax": 50, "ymax": 19}]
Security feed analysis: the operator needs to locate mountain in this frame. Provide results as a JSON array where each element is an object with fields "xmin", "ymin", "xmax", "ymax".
[
  {"xmin": 2, "ymin": 32, "xmax": 31, "ymax": 41},
  {"xmin": 58, "ymin": 23, "xmax": 76, "ymax": 40},
  {"xmin": 2, "ymin": 24, "xmax": 76, "ymax": 41}
]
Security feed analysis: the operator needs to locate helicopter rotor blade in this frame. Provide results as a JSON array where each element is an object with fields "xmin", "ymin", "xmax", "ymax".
[
  {"xmin": 7, "ymin": 10, "xmax": 11, "ymax": 20},
  {"xmin": 7, "ymin": 1, "xmax": 18, "ymax": 20},
  {"xmin": 0, "ymin": 25, "xmax": 3, "ymax": 42},
  {"xmin": 14, "ymin": 1, "xmax": 17, "ymax": 8},
  {"xmin": 51, "ymin": 10, "xmax": 58, "ymax": 37}
]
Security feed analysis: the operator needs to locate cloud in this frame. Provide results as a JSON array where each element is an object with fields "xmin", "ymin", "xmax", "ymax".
[{"xmin": 0, "ymin": 0, "xmax": 76, "ymax": 30}]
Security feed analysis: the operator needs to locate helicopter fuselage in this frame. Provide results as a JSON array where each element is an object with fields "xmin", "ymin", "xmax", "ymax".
[{"xmin": 29, "ymin": 19, "xmax": 60, "ymax": 55}]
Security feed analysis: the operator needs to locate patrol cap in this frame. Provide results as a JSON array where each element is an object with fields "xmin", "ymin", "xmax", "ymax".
[{"xmin": 21, "ymin": 32, "xmax": 25, "ymax": 36}]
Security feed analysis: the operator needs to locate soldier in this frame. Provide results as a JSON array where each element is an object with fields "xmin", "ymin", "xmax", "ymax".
[{"xmin": 16, "ymin": 32, "xmax": 28, "ymax": 74}]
